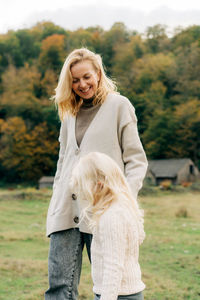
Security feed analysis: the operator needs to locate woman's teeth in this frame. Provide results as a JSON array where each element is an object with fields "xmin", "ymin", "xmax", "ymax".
[{"xmin": 81, "ymin": 88, "xmax": 90, "ymax": 93}]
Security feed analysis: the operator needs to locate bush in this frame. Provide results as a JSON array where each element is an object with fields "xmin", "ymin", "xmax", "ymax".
[
  {"xmin": 159, "ymin": 180, "xmax": 172, "ymax": 190},
  {"xmin": 181, "ymin": 181, "xmax": 192, "ymax": 187},
  {"xmin": 175, "ymin": 207, "xmax": 188, "ymax": 218}
]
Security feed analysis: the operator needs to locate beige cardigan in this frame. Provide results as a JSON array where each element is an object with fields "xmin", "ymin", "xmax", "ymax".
[
  {"xmin": 92, "ymin": 202, "xmax": 145, "ymax": 299},
  {"xmin": 46, "ymin": 93, "xmax": 148, "ymax": 236}
]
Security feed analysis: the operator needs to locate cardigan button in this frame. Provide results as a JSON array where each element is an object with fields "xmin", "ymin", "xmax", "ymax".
[
  {"xmin": 75, "ymin": 148, "xmax": 80, "ymax": 155},
  {"xmin": 72, "ymin": 193, "xmax": 77, "ymax": 200},
  {"xmin": 73, "ymin": 216, "xmax": 79, "ymax": 224}
]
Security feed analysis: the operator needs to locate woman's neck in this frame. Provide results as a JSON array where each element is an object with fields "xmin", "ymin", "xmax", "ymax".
[{"xmin": 82, "ymin": 98, "xmax": 94, "ymax": 108}]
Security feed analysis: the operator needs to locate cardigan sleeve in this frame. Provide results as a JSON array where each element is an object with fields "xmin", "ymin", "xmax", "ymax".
[
  {"xmin": 52, "ymin": 118, "xmax": 68, "ymax": 191},
  {"xmin": 99, "ymin": 211, "xmax": 127, "ymax": 300},
  {"xmin": 120, "ymin": 105, "xmax": 148, "ymax": 200}
]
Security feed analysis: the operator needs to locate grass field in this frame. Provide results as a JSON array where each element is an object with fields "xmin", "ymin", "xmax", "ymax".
[{"xmin": 0, "ymin": 187, "xmax": 200, "ymax": 300}]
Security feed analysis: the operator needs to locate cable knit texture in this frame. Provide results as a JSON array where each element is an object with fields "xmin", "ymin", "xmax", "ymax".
[{"xmin": 91, "ymin": 202, "xmax": 145, "ymax": 300}]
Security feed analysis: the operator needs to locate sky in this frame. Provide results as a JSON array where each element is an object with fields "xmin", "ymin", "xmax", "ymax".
[{"xmin": 1, "ymin": 0, "xmax": 200, "ymax": 34}]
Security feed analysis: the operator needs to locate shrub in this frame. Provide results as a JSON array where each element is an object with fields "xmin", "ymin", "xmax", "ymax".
[
  {"xmin": 181, "ymin": 181, "xmax": 192, "ymax": 188},
  {"xmin": 175, "ymin": 207, "xmax": 188, "ymax": 218},
  {"xmin": 159, "ymin": 180, "xmax": 172, "ymax": 190}
]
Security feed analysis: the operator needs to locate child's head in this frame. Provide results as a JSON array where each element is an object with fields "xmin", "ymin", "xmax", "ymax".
[{"xmin": 71, "ymin": 152, "xmax": 138, "ymax": 219}]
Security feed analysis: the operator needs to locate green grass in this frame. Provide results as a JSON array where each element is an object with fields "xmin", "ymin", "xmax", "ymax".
[{"xmin": 0, "ymin": 188, "xmax": 200, "ymax": 299}]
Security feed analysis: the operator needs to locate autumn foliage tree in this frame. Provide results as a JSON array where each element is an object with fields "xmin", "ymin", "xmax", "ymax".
[{"xmin": 0, "ymin": 22, "xmax": 200, "ymax": 183}]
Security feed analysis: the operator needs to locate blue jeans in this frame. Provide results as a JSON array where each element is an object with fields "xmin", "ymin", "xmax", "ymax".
[
  {"xmin": 45, "ymin": 228, "xmax": 92, "ymax": 300},
  {"xmin": 94, "ymin": 291, "xmax": 144, "ymax": 300}
]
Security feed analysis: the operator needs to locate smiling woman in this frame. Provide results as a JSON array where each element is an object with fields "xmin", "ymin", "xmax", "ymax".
[
  {"xmin": 71, "ymin": 60, "xmax": 100, "ymax": 100},
  {"xmin": 45, "ymin": 48, "xmax": 148, "ymax": 300}
]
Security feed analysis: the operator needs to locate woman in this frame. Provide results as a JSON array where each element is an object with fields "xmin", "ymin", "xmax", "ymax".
[
  {"xmin": 45, "ymin": 48, "xmax": 147, "ymax": 300},
  {"xmin": 70, "ymin": 152, "xmax": 145, "ymax": 300}
]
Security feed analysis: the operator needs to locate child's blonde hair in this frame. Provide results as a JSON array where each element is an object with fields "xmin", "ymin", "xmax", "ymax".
[
  {"xmin": 71, "ymin": 152, "xmax": 145, "ymax": 240},
  {"xmin": 52, "ymin": 48, "xmax": 118, "ymax": 120}
]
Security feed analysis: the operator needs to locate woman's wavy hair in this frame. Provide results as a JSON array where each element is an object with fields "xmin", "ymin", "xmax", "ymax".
[
  {"xmin": 70, "ymin": 152, "xmax": 145, "ymax": 242},
  {"xmin": 52, "ymin": 48, "xmax": 118, "ymax": 120}
]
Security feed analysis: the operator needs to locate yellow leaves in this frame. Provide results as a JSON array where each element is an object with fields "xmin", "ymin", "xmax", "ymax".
[
  {"xmin": 135, "ymin": 53, "xmax": 174, "ymax": 80},
  {"xmin": 39, "ymin": 34, "xmax": 66, "ymax": 72},
  {"xmin": 0, "ymin": 119, "xmax": 5, "ymax": 133},
  {"xmin": 149, "ymin": 81, "xmax": 167, "ymax": 96},
  {"xmin": 41, "ymin": 34, "xmax": 65, "ymax": 52},
  {"xmin": 2, "ymin": 64, "xmax": 40, "ymax": 92},
  {"xmin": 175, "ymin": 99, "xmax": 200, "ymax": 121},
  {"xmin": 1, "ymin": 64, "xmax": 41, "ymax": 109},
  {"xmin": 1, "ymin": 117, "xmax": 26, "ymax": 137},
  {"xmin": 0, "ymin": 117, "xmax": 59, "ymax": 180},
  {"xmin": 41, "ymin": 69, "xmax": 58, "ymax": 98}
]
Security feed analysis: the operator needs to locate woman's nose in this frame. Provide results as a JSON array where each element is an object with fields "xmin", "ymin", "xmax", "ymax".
[{"xmin": 79, "ymin": 79, "xmax": 87, "ymax": 88}]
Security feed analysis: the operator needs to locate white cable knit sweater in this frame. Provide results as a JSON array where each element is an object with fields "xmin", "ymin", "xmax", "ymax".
[{"xmin": 91, "ymin": 202, "xmax": 145, "ymax": 300}]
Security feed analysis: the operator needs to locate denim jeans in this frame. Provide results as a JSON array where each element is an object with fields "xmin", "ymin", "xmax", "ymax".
[
  {"xmin": 45, "ymin": 228, "xmax": 92, "ymax": 300},
  {"xmin": 94, "ymin": 291, "xmax": 144, "ymax": 300}
]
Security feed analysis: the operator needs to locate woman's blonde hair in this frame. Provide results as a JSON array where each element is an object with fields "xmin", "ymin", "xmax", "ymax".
[
  {"xmin": 53, "ymin": 48, "xmax": 118, "ymax": 120},
  {"xmin": 71, "ymin": 152, "xmax": 145, "ymax": 240}
]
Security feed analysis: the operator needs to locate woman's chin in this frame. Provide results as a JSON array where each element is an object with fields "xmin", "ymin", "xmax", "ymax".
[{"xmin": 81, "ymin": 93, "xmax": 94, "ymax": 100}]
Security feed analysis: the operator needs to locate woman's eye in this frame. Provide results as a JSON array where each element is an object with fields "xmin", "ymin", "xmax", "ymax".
[
  {"xmin": 73, "ymin": 79, "xmax": 78, "ymax": 83},
  {"xmin": 84, "ymin": 76, "xmax": 90, "ymax": 79}
]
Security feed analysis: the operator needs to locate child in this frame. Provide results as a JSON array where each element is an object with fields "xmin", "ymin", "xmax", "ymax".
[{"xmin": 70, "ymin": 152, "xmax": 146, "ymax": 300}]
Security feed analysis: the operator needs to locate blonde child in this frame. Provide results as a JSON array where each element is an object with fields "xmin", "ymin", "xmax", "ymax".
[{"xmin": 71, "ymin": 152, "xmax": 145, "ymax": 300}]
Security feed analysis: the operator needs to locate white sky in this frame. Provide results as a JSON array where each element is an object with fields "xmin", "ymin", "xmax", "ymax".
[{"xmin": 1, "ymin": 0, "xmax": 200, "ymax": 33}]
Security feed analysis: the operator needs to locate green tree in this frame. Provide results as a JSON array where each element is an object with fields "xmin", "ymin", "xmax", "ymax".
[
  {"xmin": 145, "ymin": 24, "xmax": 169, "ymax": 53},
  {"xmin": 0, "ymin": 64, "xmax": 42, "ymax": 123},
  {"xmin": 39, "ymin": 34, "xmax": 65, "ymax": 74}
]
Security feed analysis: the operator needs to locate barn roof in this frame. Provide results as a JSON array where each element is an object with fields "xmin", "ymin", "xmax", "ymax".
[
  {"xmin": 148, "ymin": 158, "xmax": 192, "ymax": 178},
  {"xmin": 39, "ymin": 176, "xmax": 54, "ymax": 183}
]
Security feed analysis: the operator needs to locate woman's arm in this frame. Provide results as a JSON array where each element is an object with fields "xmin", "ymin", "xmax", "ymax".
[
  {"xmin": 121, "ymin": 105, "xmax": 148, "ymax": 200},
  {"xmin": 99, "ymin": 210, "xmax": 127, "ymax": 300},
  {"xmin": 52, "ymin": 118, "xmax": 68, "ymax": 191}
]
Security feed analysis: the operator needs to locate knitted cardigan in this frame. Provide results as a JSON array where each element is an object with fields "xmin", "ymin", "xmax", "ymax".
[
  {"xmin": 91, "ymin": 201, "xmax": 145, "ymax": 300},
  {"xmin": 46, "ymin": 93, "xmax": 148, "ymax": 236}
]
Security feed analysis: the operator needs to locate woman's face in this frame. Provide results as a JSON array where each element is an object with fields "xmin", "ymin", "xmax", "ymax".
[{"xmin": 71, "ymin": 60, "xmax": 100, "ymax": 100}]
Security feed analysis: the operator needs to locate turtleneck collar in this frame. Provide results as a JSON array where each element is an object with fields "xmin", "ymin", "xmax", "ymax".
[{"xmin": 82, "ymin": 98, "xmax": 94, "ymax": 108}]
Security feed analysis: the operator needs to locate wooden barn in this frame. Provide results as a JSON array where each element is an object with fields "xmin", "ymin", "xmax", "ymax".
[{"xmin": 146, "ymin": 158, "xmax": 199, "ymax": 185}]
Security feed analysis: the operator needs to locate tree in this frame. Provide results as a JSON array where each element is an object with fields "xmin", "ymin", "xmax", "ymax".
[
  {"xmin": 0, "ymin": 31, "xmax": 23, "ymax": 68},
  {"xmin": 31, "ymin": 21, "xmax": 67, "ymax": 40},
  {"xmin": 0, "ymin": 64, "xmax": 42, "ymax": 123},
  {"xmin": 0, "ymin": 117, "xmax": 59, "ymax": 182},
  {"xmin": 15, "ymin": 29, "xmax": 40, "ymax": 63},
  {"xmin": 112, "ymin": 35, "xmax": 145, "ymax": 89},
  {"xmin": 173, "ymin": 99, "xmax": 200, "ymax": 166},
  {"xmin": 39, "ymin": 34, "xmax": 65, "ymax": 73},
  {"xmin": 142, "ymin": 108, "xmax": 177, "ymax": 159},
  {"xmin": 145, "ymin": 24, "xmax": 169, "ymax": 53},
  {"xmin": 100, "ymin": 22, "xmax": 131, "ymax": 74},
  {"xmin": 172, "ymin": 25, "xmax": 200, "ymax": 49}
]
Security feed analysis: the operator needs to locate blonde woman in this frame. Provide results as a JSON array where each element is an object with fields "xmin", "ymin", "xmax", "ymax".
[
  {"xmin": 45, "ymin": 48, "xmax": 147, "ymax": 299},
  {"xmin": 71, "ymin": 152, "xmax": 145, "ymax": 300}
]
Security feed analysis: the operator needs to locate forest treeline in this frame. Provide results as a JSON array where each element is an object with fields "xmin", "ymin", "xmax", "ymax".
[{"xmin": 0, "ymin": 22, "xmax": 200, "ymax": 183}]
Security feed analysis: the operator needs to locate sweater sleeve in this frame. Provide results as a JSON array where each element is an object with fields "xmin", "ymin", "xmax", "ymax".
[
  {"xmin": 99, "ymin": 211, "xmax": 127, "ymax": 300},
  {"xmin": 121, "ymin": 106, "xmax": 148, "ymax": 200},
  {"xmin": 52, "ymin": 119, "xmax": 68, "ymax": 191}
]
